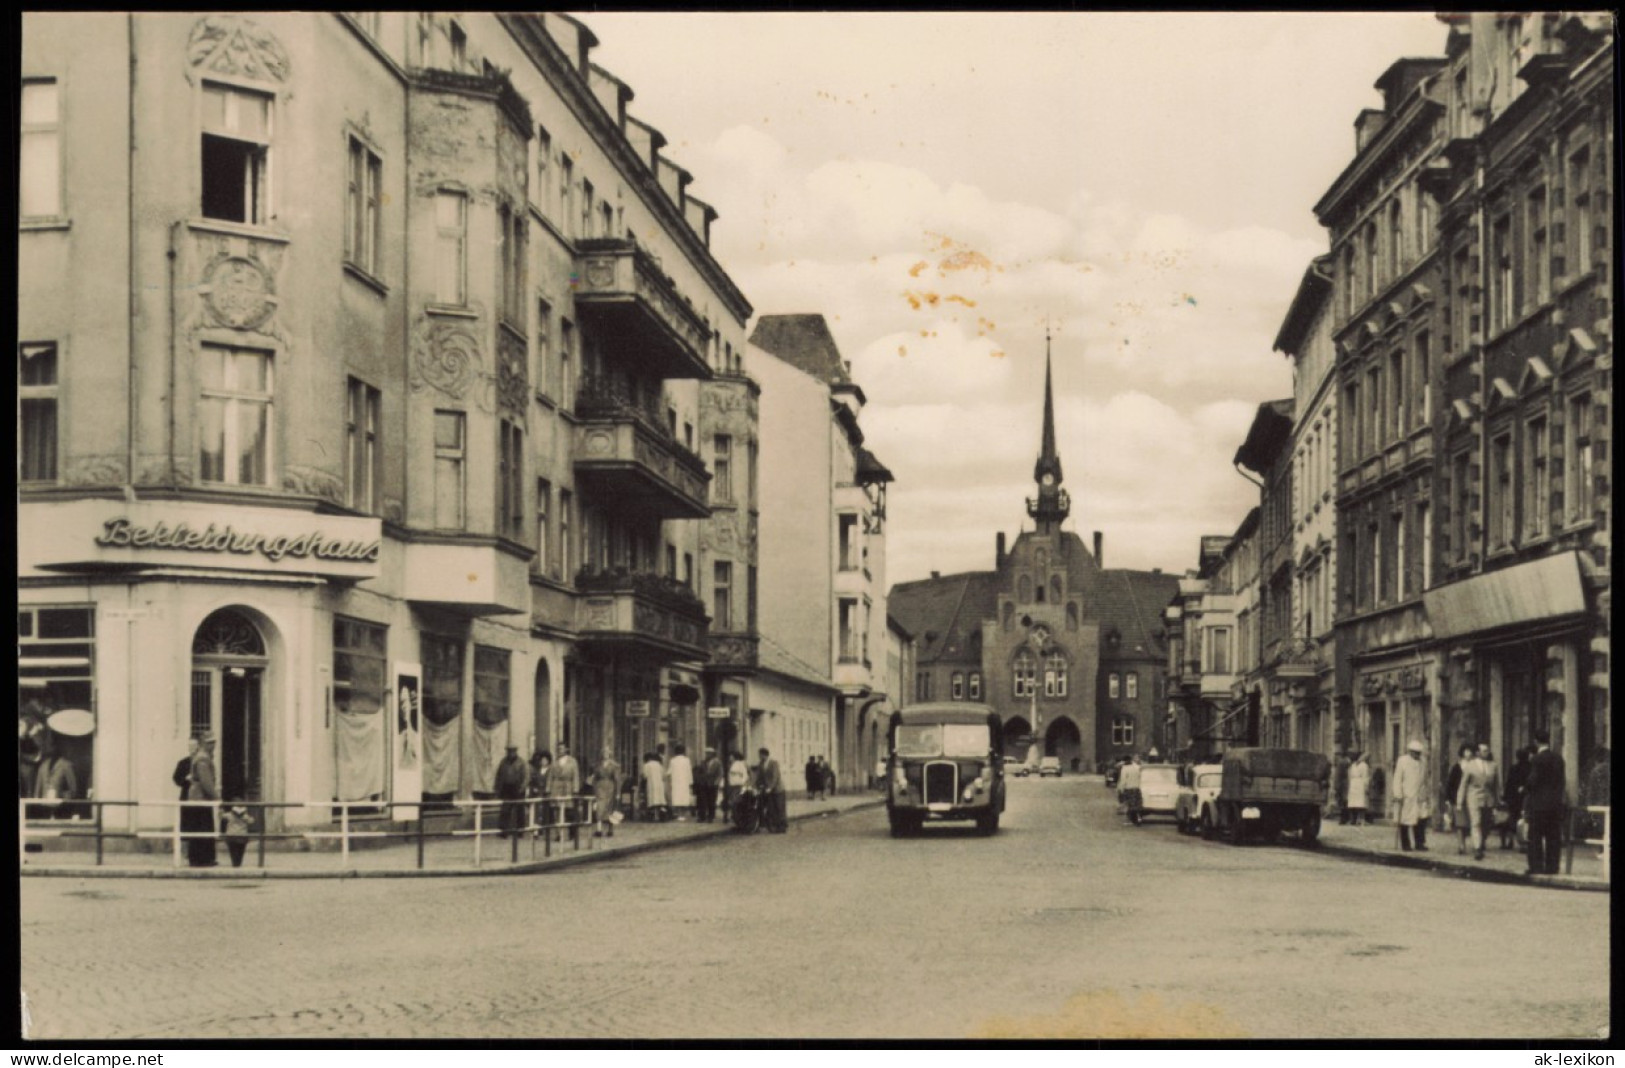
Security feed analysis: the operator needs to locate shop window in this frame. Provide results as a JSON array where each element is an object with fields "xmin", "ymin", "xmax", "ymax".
[
  {"xmin": 433, "ymin": 410, "xmax": 465, "ymax": 530},
  {"xmin": 420, "ymin": 634, "xmax": 464, "ymax": 799},
  {"xmin": 19, "ymin": 342, "xmax": 59, "ymax": 482},
  {"xmin": 345, "ymin": 137, "xmax": 382, "ymax": 277},
  {"xmin": 20, "ymin": 79, "xmax": 61, "ymax": 220},
  {"xmin": 199, "ymin": 344, "xmax": 273, "ymax": 486},
  {"xmin": 472, "ymin": 646, "xmax": 512, "ymax": 795},
  {"xmin": 345, "ymin": 377, "xmax": 380, "ymax": 513},
  {"xmin": 201, "ymin": 82, "xmax": 272, "ymax": 225},
  {"xmin": 19, "ymin": 606, "xmax": 94, "ymax": 818},
  {"xmin": 333, "ymin": 617, "xmax": 387, "ymax": 802}
]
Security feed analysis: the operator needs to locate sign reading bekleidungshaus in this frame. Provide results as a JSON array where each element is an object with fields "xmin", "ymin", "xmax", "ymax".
[{"xmin": 21, "ymin": 499, "xmax": 384, "ymax": 581}]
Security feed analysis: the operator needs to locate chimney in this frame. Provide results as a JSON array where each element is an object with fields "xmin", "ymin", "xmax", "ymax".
[
  {"xmin": 1093, "ymin": 531, "xmax": 1104, "ymax": 566},
  {"xmin": 996, "ymin": 532, "xmax": 1006, "ymax": 568}
]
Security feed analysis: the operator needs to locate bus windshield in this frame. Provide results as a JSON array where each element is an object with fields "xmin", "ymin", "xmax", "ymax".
[{"xmin": 895, "ymin": 723, "xmax": 990, "ymax": 759}]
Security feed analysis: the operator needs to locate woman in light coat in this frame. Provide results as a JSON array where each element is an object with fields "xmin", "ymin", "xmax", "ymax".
[
  {"xmin": 1345, "ymin": 753, "xmax": 1371, "ymax": 826},
  {"xmin": 641, "ymin": 751, "xmax": 668, "ymax": 820},
  {"xmin": 591, "ymin": 748, "xmax": 620, "ymax": 838}
]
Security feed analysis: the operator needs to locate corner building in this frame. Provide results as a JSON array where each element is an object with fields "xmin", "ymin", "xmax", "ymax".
[{"xmin": 18, "ymin": 13, "xmax": 754, "ymax": 830}]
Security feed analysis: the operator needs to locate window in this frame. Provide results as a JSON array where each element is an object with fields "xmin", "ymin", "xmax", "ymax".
[
  {"xmin": 712, "ymin": 435, "xmax": 733, "ymax": 503},
  {"xmin": 20, "ymin": 607, "xmax": 95, "ymax": 814},
  {"xmin": 559, "ymin": 489, "xmax": 573, "ymax": 578},
  {"xmin": 535, "ymin": 478, "xmax": 551, "ymax": 574},
  {"xmin": 1388, "ymin": 199, "xmax": 1404, "ymax": 279},
  {"xmin": 1565, "ymin": 394, "xmax": 1593, "ymax": 524},
  {"xmin": 1341, "ymin": 244, "xmax": 1356, "ymax": 320},
  {"xmin": 345, "ymin": 377, "xmax": 380, "ymax": 513},
  {"xmin": 559, "ymin": 319, "xmax": 575, "ymax": 409},
  {"xmin": 473, "ymin": 646, "xmax": 511, "ymax": 740},
  {"xmin": 1044, "ymin": 654, "xmax": 1067, "ymax": 698},
  {"xmin": 433, "ymin": 410, "xmax": 465, "ymax": 529},
  {"xmin": 1370, "ymin": 520, "xmax": 1382, "ymax": 604},
  {"xmin": 199, "ymin": 344, "xmax": 273, "ymax": 485},
  {"xmin": 345, "ymin": 137, "xmax": 382, "ymax": 276},
  {"xmin": 1452, "ymin": 246, "xmax": 1473, "ymax": 354},
  {"xmin": 534, "ymin": 124, "xmax": 551, "ymax": 214},
  {"xmin": 434, "ymin": 191, "xmax": 467, "ymax": 305},
  {"xmin": 1527, "ymin": 185, "xmax": 1549, "ymax": 307},
  {"xmin": 498, "ymin": 419, "xmax": 524, "ymax": 540},
  {"xmin": 1366, "ymin": 366, "xmax": 1383, "ymax": 452},
  {"xmin": 1491, "ymin": 215, "xmax": 1513, "ymax": 331},
  {"xmin": 1491, "ymin": 432, "xmax": 1513, "ymax": 549},
  {"xmin": 683, "ymin": 421, "xmax": 694, "ymax": 451},
  {"xmin": 201, "ymin": 82, "xmax": 272, "ymax": 225},
  {"xmin": 498, "ymin": 204, "xmax": 525, "ymax": 326},
  {"xmin": 951, "ymin": 672, "xmax": 964, "ymax": 701},
  {"xmin": 600, "ymin": 200, "xmax": 614, "ymax": 238},
  {"xmin": 1012, "ymin": 650, "xmax": 1036, "ymax": 697},
  {"xmin": 838, "ymin": 514, "xmax": 858, "ymax": 571},
  {"xmin": 748, "ymin": 565, "xmax": 759, "ymax": 630},
  {"xmin": 534, "ymin": 298, "xmax": 552, "ymax": 398},
  {"xmin": 1363, "ymin": 221, "xmax": 1378, "ymax": 302},
  {"xmin": 1108, "ymin": 672, "xmax": 1120, "ymax": 699},
  {"xmin": 1113, "ymin": 717, "xmax": 1135, "ymax": 747},
  {"xmin": 1207, "ymin": 627, "xmax": 1231, "ymax": 674},
  {"xmin": 1419, "ymin": 502, "xmax": 1432, "ymax": 591},
  {"xmin": 714, "ymin": 562, "xmax": 733, "ymax": 631},
  {"xmin": 968, "ymin": 672, "xmax": 982, "ymax": 700},
  {"xmin": 580, "ymin": 178, "xmax": 594, "ymax": 239},
  {"xmin": 838, "ymin": 598, "xmax": 859, "ymax": 662},
  {"xmin": 1413, "ymin": 331, "xmax": 1431, "ymax": 430},
  {"xmin": 448, "ymin": 20, "xmax": 467, "ymax": 70},
  {"xmin": 1525, "ymin": 417, "xmax": 1548, "ymax": 539},
  {"xmin": 1126, "ymin": 673, "xmax": 1139, "ymax": 700},
  {"xmin": 682, "ymin": 551, "xmax": 693, "ymax": 590},
  {"xmin": 19, "ymin": 342, "xmax": 58, "ymax": 482},
  {"xmin": 1568, "ymin": 147, "xmax": 1592, "ymax": 278},
  {"xmin": 20, "ymin": 80, "xmax": 61, "ymax": 219},
  {"xmin": 559, "ymin": 155, "xmax": 574, "ymax": 238},
  {"xmin": 1452, "ymin": 451, "xmax": 1472, "ymax": 561},
  {"xmin": 1344, "ymin": 380, "xmax": 1361, "ymax": 463},
  {"xmin": 1389, "ymin": 349, "xmax": 1406, "ymax": 438},
  {"xmin": 332, "ymin": 617, "xmax": 387, "ymax": 717}
]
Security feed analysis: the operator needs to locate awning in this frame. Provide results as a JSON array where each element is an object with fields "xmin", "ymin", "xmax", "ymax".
[{"xmin": 1423, "ymin": 551, "xmax": 1587, "ymax": 641}]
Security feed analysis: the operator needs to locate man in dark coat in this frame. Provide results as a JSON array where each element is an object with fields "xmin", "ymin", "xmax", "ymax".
[
  {"xmin": 757, "ymin": 747, "xmax": 787, "ymax": 833},
  {"xmin": 495, "ymin": 744, "xmax": 529, "ymax": 839},
  {"xmin": 1523, "ymin": 729, "xmax": 1566, "ymax": 875},
  {"xmin": 695, "ymin": 747, "xmax": 722, "ymax": 823}
]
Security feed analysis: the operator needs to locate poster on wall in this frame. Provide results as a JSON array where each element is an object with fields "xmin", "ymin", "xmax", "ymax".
[{"xmin": 393, "ymin": 662, "xmax": 423, "ymax": 821}]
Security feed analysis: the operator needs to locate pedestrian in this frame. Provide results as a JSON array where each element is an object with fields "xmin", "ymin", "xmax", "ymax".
[
  {"xmin": 34, "ymin": 747, "xmax": 79, "ymax": 820},
  {"xmin": 185, "ymin": 732, "xmax": 219, "ymax": 868},
  {"xmin": 1503, "ymin": 746, "xmax": 1532, "ymax": 850},
  {"xmin": 1523, "ymin": 729, "xmax": 1566, "ymax": 875},
  {"xmin": 549, "ymin": 742, "xmax": 582, "ymax": 836},
  {"xmin": 220, "ymin": 795, "xmax": 254, "ymax": 869},
  {"xmin": 821, "ymin": 756, "xmax": 837, "ymax": 800},
  {"xmin": 591, "ymin": 747, "xmax": 621, "ymax": 838},
  {"xmin": 1335, "ymin": 753, "xmax": 1351, "ymax": 824},
  {"xmin": 756, "ymin": 747, "xmax": 787, "ymax": 833},
  {"xmin": 1389, "ymin": 739, "xmax": 1431, "ymax": 852},
  {"xmin": 1346, "ymin": 752, "xmax": 1371, "ymax": 826},
  {"xmin": 667, "ymin": 744, "xmax": 694, "ymax": 821},
  {"xmin": 1118, "ymin": 754, "xmax": 1143, "ymax": 824},
  {"xmin": 695, "ymin": 746, "xmax": 722, "ymax": 823},
  {"xmin": 1457, "ymin": 742, "xmax": 1501, "ymax": 861},
  {"xmin": 173, "ymin": 736, "xmax": 199, "ymax": 802},
  {"xmin": 495, "ymin": 744, "xmax": 529, "ymax": 840},
  {"xmin": 805, "ymin": 755, "xmax": 821, "ymax": 801},
  {"xmin": 1445, "ymin": 744, "xmax": 1474, "ymax": 854},
  {"xmin": 725, "ymin": 749, "xmax": 749, "ymax": 821},
  {"xmin": 528, "ymin": 750, "xmax": 552, "ymax": 836},
  {"xmin": 642, "ymin": 751, "xmax": 668, "ymax": 821}
]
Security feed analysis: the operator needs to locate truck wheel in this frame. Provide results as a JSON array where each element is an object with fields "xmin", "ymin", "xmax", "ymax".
[
  {"xmin": 1300, "ymin": 810, "xmax": 1321, "ymax": 848},
  {"xmin": 888, "ymin": 809, "xmax": 909, "ymax": 838},
  {"xmin": 1200, "ymin": 807, "xmax": 1215, "ymax": 841},
  {"xmin": 976, "ymin": 809, "xmax": 1000, "ymax": 836},
  {"xmin": 1227, "ymin": 805, "xmax": 1245, "ymax": 846}
]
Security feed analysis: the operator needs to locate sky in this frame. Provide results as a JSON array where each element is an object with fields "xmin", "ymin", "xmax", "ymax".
[{"xmin": 586, "ymin": 12, "xmax": 1451, "ymax": 585}]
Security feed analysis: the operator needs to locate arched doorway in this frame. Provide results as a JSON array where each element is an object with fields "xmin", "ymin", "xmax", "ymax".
[
  {"xmin": 190, "ymin": 608, "xmax": 268, "ymax": 801},
  {"xmin": 1002, "ymin": 715, "xmax": 1032, "ymax": 759},
  {"xmin": 533, "ymin": 660, "xmax": 552, "ymax": 758},
  {"xmin": 1045, "ymin": 716, "xmax": 1082, "ymax": 770}
]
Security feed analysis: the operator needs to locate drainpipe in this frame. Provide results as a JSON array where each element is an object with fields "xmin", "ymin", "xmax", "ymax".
[{"xmin": 1474, "ymin": 144, "xmax": 1488, "ymax": 578}]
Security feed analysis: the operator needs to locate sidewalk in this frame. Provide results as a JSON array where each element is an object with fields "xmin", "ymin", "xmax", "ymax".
[
  {"xmin": 19, "ymin": 792, "xmax": 886, "ymax": 880},
  {"xmin": 1314, "ymin": 817, "xmax": 1609, "ymax": 892}
]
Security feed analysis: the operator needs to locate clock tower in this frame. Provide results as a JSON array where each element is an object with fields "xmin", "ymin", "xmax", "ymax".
[{"xmin": 1027, "ymin": 332, "xmax": 1070, "ymax": 535}]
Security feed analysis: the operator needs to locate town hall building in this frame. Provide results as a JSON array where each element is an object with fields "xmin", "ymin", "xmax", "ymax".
[{"xmin": 889, "ymin": 346, "xmax": 1179, "ymax": 771}]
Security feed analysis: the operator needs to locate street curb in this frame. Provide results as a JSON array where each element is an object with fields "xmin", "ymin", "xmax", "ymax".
[
  {"xmin": 19, "ymin": 798, "xmax": 889, "ymax": 881},
  {"xmin": 1314, "ymin": 841, "xmax": 1608, "ymax": 892}
]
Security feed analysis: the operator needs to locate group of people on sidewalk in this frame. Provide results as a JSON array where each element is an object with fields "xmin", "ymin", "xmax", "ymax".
[
  {"xmin": 636, "ymin": 744, "xmax": 727, "ymax": 823},
  {"xmin": 1383, "ymin": 731, "xmax": 1568, "ymax": 873},
  {"xmin": 803, "ymin": 755, "xmax": 837, "ymax": 801},
  {"xmin": 494, "ymin": 742, "xmax": 599, "ymax": 842}
]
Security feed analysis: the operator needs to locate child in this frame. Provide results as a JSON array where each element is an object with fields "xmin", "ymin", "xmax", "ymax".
[{"xmin": 221, "ymin": 797, "xmax": 254, "ymax": 869}]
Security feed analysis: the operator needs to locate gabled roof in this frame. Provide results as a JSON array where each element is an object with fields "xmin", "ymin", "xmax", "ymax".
[
  {"xmin": 756, "ymin": 633, "xmax": 837, "ymax": 693},
  {"xmin": 1095, "ymin": 569, "xmax": 1182, "ymax": 658},
  {"xmin": 750, "ymin": 314, "xmax": 854, "ymax": 388},
  {"xmin": 889, "ymin": 570, "xmax": 999, "ymax": 665},
  {"xmin": 855, "ymin": 446, "xmax": 895, "ymax": 484}
]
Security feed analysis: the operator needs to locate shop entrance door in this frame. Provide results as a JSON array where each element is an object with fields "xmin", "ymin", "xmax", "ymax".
[{"xmin": 189, "ymin": 665, "xmax": 264, "ymax": 802}]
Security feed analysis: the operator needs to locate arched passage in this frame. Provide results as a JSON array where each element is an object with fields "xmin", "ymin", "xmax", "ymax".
[
  {"xmin": 190, "ymin": 607, "xmax": 272, "ymax": 802},
  {"xmin": 1045, "ymin": 715, "xmax": 1082, "ymax": 769},
  {"xmin": 533, "ymin": 659, "xmax": 552, "ymax": 758},
  {"xmin": 1002, "ymin": 715, "xmax": 1032, "ymax": 759}
]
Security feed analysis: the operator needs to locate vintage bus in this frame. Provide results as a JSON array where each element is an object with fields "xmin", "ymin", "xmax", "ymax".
[{"xmin": 886, "ymin": 703, "xmax": 1005, "ymax": 836}]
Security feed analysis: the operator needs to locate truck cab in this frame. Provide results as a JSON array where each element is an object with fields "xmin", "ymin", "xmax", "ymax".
[{"xmin": 887, "ymin": 704, "xmax": 1005, "ymax": 837}]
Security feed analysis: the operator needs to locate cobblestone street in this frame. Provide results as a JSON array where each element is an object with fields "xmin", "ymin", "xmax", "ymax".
[{"xmin": 19, "ymin": 776, "xmax": 1610, "ymax": 1041}]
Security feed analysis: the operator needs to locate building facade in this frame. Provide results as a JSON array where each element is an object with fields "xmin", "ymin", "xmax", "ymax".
[
  {"xmin": 18, "ymin": 12, "xmax": 756, "ymax": 829},
  {"xmin": 746, "ymin": 314, "xmax": 896, "ymax": 791},
  {"xmin": 890, "ymin": 349, "xmax": 1177, "ymax": 771}
]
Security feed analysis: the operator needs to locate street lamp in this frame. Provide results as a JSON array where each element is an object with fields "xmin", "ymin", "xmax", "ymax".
[{"xmin": 1025, "ymin": 621, "xmax": 1051, "ymax": 761}]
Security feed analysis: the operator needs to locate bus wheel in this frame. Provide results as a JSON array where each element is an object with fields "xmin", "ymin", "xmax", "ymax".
[
  {"xmin": 1300, "ymin": 810, "xmax": 1321, "ymax": 848},
  {"xmin": 976, "ymin": 809, "xmax": 999, "ymax": 835}
]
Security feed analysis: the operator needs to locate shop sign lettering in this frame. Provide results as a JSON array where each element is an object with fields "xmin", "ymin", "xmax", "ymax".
[{"xmin": 95, "ymin": 517, "xmax": 380, "ymax": 564}]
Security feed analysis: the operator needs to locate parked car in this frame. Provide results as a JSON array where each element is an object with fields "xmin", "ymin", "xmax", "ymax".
[
  {"xmin": 1006, "ymin": 756, "xmax": 1032, "ymax": 777},
  {"xmin": 1133, "ymin": 764, "xmax": 1181, "ymax": 823},
  {"xmin": 1174, "ymin": 763, "xmax": 1224, "ymax": 835},
  {"xmin": 1039, "ymin": 756, "xmax": 1062, "ymax": 778}
]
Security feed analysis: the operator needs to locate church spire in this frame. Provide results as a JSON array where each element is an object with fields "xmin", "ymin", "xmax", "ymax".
[{"xmin": 1027, "ymin": 326, "xmax": 1070, "ymax": 533}]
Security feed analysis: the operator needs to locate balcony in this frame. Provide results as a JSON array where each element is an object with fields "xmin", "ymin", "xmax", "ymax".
[
  {"xmin": 573, "ymin": 375, "xmax": 711, "ymax": 519},
  {"xmin": 573, "ymin": 238, "xmax": 712, "ymax": 380},
  {"xmin": 833, "ymin": 656, "xmax": 874, "ymax": 693},
  {"xmin": 574, "ymin": 568, "xmax": 709, "ymax": 660},
  {"xmin": 707, "ymin": 632, "xmax": 760, "ymax": 673}
]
